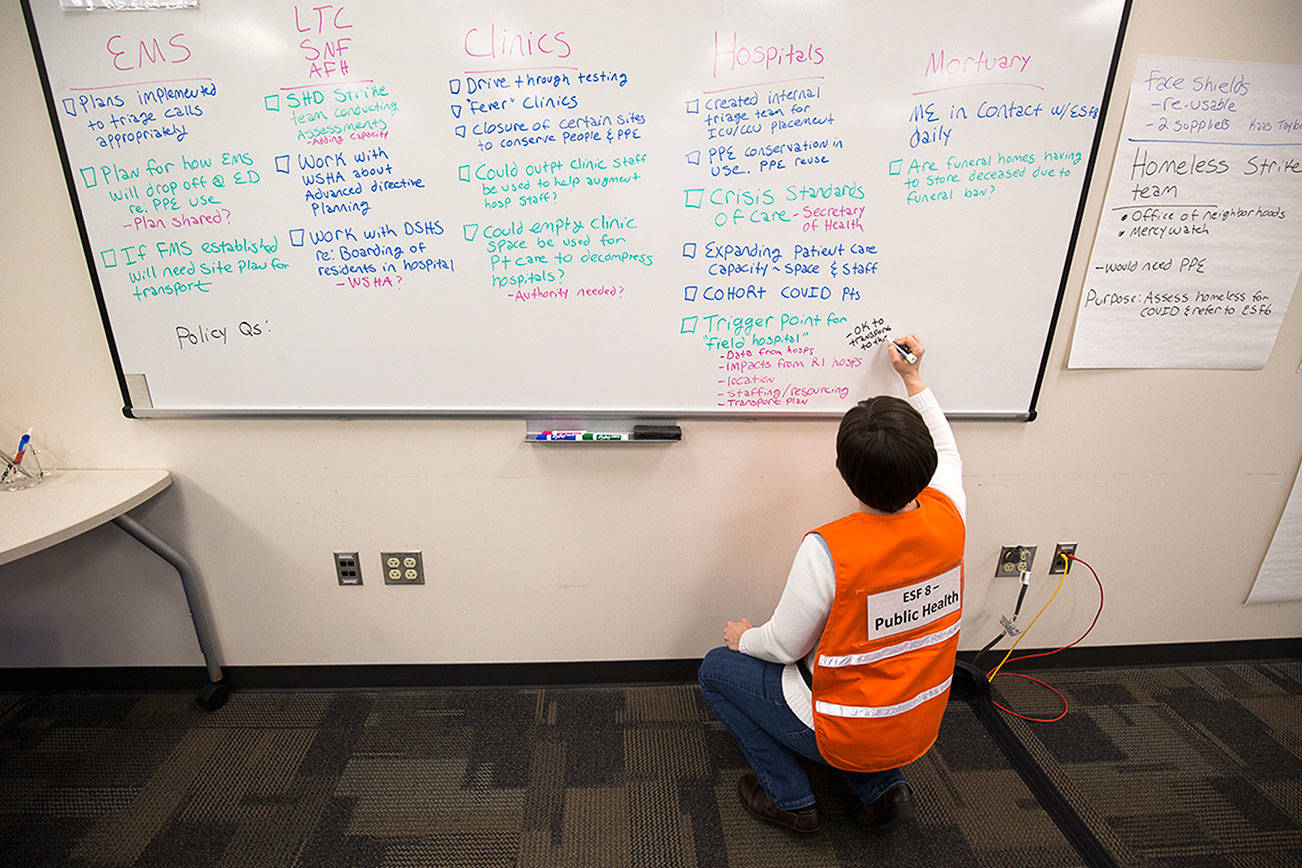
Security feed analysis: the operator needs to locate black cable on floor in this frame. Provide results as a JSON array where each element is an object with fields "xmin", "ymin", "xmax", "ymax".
[{"xmin": 951, "ymin": 661, "xmax": 1118, "ymax": 868}]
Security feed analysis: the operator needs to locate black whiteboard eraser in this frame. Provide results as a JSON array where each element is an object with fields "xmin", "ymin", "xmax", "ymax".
[{"xmin": 631, "ymin": 425, "xmax": 682, "ymax": 441}]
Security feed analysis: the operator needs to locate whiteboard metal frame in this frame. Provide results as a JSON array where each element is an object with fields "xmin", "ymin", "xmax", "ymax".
[{"xmin": 22, "ymin": 0, "xmax": 1133, "ymax": 423}]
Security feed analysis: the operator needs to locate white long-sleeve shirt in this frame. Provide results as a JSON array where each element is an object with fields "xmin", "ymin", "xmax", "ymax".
[{"xmin": 738, "ymin": 387, "xmax": 965, "ymax": 728}]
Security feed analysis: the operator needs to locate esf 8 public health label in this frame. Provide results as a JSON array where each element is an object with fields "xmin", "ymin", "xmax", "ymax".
[{"xmin": 866, "ymin": 565, "xmax": 962, "ymax": 641}]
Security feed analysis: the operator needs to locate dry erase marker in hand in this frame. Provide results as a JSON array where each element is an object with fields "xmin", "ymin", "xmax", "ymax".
[{"xmin": 892, "ymin": 342, "xmax": 917, "ymax": 364}]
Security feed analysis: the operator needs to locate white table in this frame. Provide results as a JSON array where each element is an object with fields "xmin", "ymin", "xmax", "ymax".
[{"xmin": 0, "ymin": 469, "xmax": 228, "ymax": 708}]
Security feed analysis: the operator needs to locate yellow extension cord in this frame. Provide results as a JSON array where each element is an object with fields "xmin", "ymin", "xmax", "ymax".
[{"xmin": 987, "ymin": 553, "xmax": 1071, "ymax": 680}]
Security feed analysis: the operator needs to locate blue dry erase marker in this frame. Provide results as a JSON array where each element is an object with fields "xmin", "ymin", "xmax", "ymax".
[
  {"xmin": 535, "ymin": 430, "xmax": 584, "ymax": 441},
  {"xmin": 892, "ymin": 342, "xmax": 917, "ymax": 364},
  {"xmin": 2, "ymin": 429, "xmax": 31, "ymax": 483}
]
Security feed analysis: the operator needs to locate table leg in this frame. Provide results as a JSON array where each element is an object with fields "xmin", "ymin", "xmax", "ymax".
[{"xmin": 111, "ymin": 513, "xmax": 229, "ymax": 710}]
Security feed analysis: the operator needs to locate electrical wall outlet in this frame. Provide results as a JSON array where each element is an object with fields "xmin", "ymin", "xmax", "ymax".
[
  {"xmin": 381, "ymin": 551, "xmax": 424, "ymax": 585},
  {"xmin": 996, "ymin": 545, "xmax": 1036, "ymax": 578},
  {"xmin": 1049, "ymin": 543, "xmax": 1078, "ymax": 574},
  {"xmin": 334, "ymin": 551, "xmax": 362, "ymax": 585}
]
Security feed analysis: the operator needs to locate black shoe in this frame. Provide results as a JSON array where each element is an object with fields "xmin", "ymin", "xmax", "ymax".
[
  {"xmin": 858, "ymin": 782, "xmax": 916, "ymax": 831},
  {"xmin": 737, "ymin": 772, "xmax": 821, "ymax": 835}
]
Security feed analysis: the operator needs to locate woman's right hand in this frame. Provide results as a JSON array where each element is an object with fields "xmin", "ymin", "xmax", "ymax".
[{"xmin": 889, "ymin": 333, "xmax": 926, "ymax": 395}]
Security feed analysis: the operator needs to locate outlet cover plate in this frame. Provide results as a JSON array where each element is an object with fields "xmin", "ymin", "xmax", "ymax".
[
  {"xmin": 996, "ymin": 545, "xmax": 1036, "ymax": 578},
  {"xmin": 1049, "ymin": 543, "xmax": 1077, "ymax": 574},
  {"xmin": 381, "ymin": 551, "xmax": 424, "ymax": 585},
  {"xmin": 334, "ymin": 551, "xmax": 362, "ymax": 585}
]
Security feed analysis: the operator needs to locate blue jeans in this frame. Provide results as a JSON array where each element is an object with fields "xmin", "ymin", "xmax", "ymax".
[{"xmin": 698, "ymin": 646, "xmax": 906, "ymax": 812}]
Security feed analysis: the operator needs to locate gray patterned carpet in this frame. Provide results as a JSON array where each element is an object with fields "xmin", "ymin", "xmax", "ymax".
[
  {"xmin": 991, "ymin": 661, "xmax": 1302, "ymax": 866},
  {"xmin": 1, "ymin": 660, "xmax": 1298, "ymax": 866}
]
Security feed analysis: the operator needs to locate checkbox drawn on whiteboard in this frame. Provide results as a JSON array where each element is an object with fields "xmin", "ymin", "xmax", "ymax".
[{"xmin": 681, "ymin": 316, "xmax": 699, "ymax": 335}]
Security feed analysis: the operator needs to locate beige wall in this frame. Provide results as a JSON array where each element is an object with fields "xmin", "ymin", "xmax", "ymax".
[{"xmin": 2, "ymin": 0, "xmax": 1299, "ymax": 669}]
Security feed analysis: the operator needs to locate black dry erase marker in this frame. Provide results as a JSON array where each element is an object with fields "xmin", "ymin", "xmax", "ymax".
[{"xmin": 892, "ymin": 342, "xmax": 917, "ymax": 364}]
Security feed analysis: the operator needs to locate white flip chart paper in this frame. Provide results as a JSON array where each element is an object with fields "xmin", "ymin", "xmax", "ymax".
[{"xmin": 1070, "ymin": 56, "xmax": 1302, "ymax": 369}]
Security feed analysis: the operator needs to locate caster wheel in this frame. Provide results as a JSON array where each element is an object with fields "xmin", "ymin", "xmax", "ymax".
[{"xmin": 196, "ymin": 681, "xmax": 231, "ymax": 711}]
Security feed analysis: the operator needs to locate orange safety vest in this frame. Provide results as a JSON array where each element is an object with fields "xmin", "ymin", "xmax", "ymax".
[{"xmin": 810, "ymin": 487, "xmax": 965, "ymax": 772}]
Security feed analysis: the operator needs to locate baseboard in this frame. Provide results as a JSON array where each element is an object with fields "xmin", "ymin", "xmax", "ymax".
[
  {"xmin": 1, "ymin": 638, "xmax": 1296, "ymax": 692},
  {"xmin": 0, "ymin": 659, "xmax": 703, "ymax": 693},
  {"xmin": 956, "ymin": 637, "xmax": 1302, "ymax": 670},
  {"xmin": 226, "ymin": 659, "xmax": 705, "ymax": 690},
  {"xmin": 0, "ymin": 666, "xmax": 210, "ymax": 692}
]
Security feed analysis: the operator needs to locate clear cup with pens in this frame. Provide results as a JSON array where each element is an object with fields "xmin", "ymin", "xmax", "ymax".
[{"xmin": 2, "ymin": 429, "xmax": 55, "ymax": 492}]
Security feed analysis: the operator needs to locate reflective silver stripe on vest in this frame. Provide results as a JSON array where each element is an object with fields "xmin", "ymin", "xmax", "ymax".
[
  {"xmin": 818, "ymin": 620, "xmax": 961, "ymax": 669},
  {"xmin": 815, "ymin": 675, "xmax": 953, "ymax": 719}
]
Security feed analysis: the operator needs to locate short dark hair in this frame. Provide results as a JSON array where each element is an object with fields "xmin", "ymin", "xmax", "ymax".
[{"xmin": 835, "ymin": 396, "xmax": 937, "ymax": 512}]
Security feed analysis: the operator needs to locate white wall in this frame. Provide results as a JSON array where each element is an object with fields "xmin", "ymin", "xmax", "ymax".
[{"xmin": 2, "ymin": 0, "xmax": 1299, "ymax": 670}]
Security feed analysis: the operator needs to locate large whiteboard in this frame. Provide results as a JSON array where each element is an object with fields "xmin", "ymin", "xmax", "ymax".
[{"xmin": 25, "ymin": 0, "xmax": 1129, "ymax": 417}]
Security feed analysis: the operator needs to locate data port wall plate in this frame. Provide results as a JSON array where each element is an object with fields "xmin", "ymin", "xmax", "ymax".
[
  {"xmin": 996, "ymin": 545, "xmax": 1036, "ymax": 578},
  {"xmin": 381, "ymin": 551, "xmax": 424, "ymax": 585},
  {"xmin": 334, "ymin": 551, "xmax": 362, "ymax": 586},
  {"xmin": 1049, "ymin": 543, "xmax": 1078, "ymax": 574}
]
